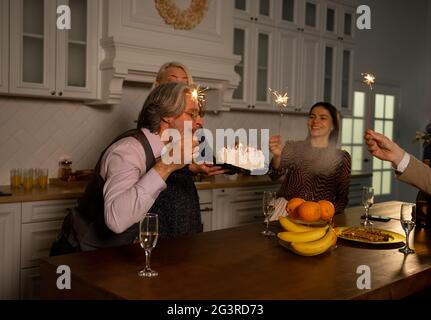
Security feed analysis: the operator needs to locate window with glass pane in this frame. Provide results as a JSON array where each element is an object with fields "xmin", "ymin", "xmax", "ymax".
[
  {"xmin": 372, "ymin": 93, "xmax": 396, "ymax": 196},
  {"xmin": 341, "ymin": 50, "xmax": 351, "ymax": 108},
  {"xmin": 233, "ymin": 28, "xmax": 245, "ymax": 100},
  {"xmin": 256, "ymin": 33, "xmax": 269, "ymax": 102},
  {"xmin": 344, "ymin": 13, "xmax": 352, "ymax": 36},
  {"xmin": 305, "ymin": 2, "xmax": 316, "ymax": 28},
  {"xmin": 67, "ymin": 0, "xmax": 87, "ymax": 87},
  {"xmin": 341, "ymin": 91, "xmax": 365, "ymax": 171},
  {"xmin": 259, "ymin": 0, "xmax": 270, "ymax": 16},
  {"xmin": 23, "ymin": 0, "xmax": 44, "ymax": 83},
  {"xmin": 282, "ymin": 0, "xmax": 295, "ymax": 22},
  {"xmin": 235, "ymin": 0, "xmax": 246, "ymax": 11},
  {"xmin": 324, "ymin": 46, "xmax": 333, "ymax": 102},
  {"xmin": 326, "ymin": 8, "xmax": 335, "ymax": 32}
]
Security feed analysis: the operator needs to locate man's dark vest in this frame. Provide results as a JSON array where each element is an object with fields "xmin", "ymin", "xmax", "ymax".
[{"xmin": 72, "ymin": 129, "xmax": 202, "ymax": 250}]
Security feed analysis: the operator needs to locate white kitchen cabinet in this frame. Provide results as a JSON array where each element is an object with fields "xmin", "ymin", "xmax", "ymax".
[
  {"xmin": 323, "ymin": 1, "xmax": 355, "ymax": 42},
  {"xmin": 233, "ymin": 0, "xmax": 276, "ymax": 26},
  {"xmin": 9, "ymin": 0, "xmax": 98, "ymax": 100},
  {"xmin": 20, "ymin": 267, "xmax": 40, "ymax": 300},
  {"xmin": 20, "ymin": 199, "xmax": 76, "ymax": 299},
  {"xmin": 277, "ymin": 0, "xmax": 323, "ymax": 35},
  {"xmin": 0, "ymin": 0, "xmax": 8, "ymax": 93},
  {"xmin": 231, "ymin": 19, "xmax": 275, "ymax": 111},
  {"xmin": 0, "ymin": 203, "xmax": 21, "ymax": 300},
  {"xmin": 278, "ymin": 29, "xmax": 321, "ymax": 113},
  {"xmin": 321, "ymin": 1, "xmax": 354, "ymax": 114},
  {"xmin": 212, "ymin": 184, "xmax": 280, "ymax": 230},
  {"xmin": 197, "ymin": 190, "xmax": 213, "ymax": 232},
  {"xmin": 321, "ymin": 39, "xmax": 354, "ymax": 114}
]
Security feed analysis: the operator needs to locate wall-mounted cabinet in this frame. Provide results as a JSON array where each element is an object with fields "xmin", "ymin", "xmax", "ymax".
[
  {"xmin": 9, "ymin": 0, "xmax": 98, "ymax": 100},
  {"xmin": 231, "ymin": 19, "xmax": 275, "ymax": 111},
  {"xmin": 0, "ymin": 0, "xmax": 8, "ymax": 93},
  {"xmin": 234, "ymin": 0, "xmax": 277, "ymax": 26},
  {"xmin": 232, "ymin": 0, "xmax": 355, "ymax": 114},
  {"xmin": 278, "ymin": 29, "xmax": 321, "ymax": 113},
  {"xmin": 321, "ymin": 39, "xmax": 354, "ymax": 115},
  {"xmin": 323, "ymin": 1, "xmax": 355, "ymax": 42},
  {"xmin": 276, "ymin": 0, "xmax": 322, "ymax": 36}
]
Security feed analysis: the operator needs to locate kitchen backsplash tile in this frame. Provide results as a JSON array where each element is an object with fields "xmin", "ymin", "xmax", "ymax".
[{"xmin": 0, "ymin": 84, "xmax": 308, "ymax": 185}]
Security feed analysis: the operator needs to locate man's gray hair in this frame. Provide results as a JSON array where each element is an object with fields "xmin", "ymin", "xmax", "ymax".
[
  {"xmin": 137, "ymin": 82, "xmax": 192, "ymax": 133},
  {"xmin": 152, "ymin": 61, "xmax": 194, "ymax": 89}
]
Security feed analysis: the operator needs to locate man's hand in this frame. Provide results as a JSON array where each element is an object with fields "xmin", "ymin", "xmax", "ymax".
[
  {"xmin": 364, "ymin": 129, "xmax": 405, "ymax": 167},
  {"xmin": 189, "ymin": 163, "xmax": 227, "ymax": 176}
]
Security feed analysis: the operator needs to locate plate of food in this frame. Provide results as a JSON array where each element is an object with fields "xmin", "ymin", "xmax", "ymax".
[{"xmin": 335, "ymin": 226, "xmax": 405, "ymax": 244}]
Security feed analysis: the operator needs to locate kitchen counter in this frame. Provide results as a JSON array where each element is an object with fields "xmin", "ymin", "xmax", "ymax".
[
  {"xmin": 0, "ymin": 171, "xmax": 371, "ymax": 204},
  {"xmin": 39, "ymin": 201, "xmax": 431, "ymax": 299}
]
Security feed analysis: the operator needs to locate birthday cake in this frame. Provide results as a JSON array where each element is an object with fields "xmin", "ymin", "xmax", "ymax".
[{"xmin": 216, "ymin": 144, "xmax": 266, "ymax": 171}]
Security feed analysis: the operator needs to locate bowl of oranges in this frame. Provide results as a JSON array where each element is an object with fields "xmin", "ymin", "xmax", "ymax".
[{"xmin": 285, "ymin": 198, "xmax": 335, "ymax": 226}]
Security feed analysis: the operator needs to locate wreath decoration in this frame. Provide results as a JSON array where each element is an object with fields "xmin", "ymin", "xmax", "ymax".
[{"xmin": 154, "ymin": 0, "xmax": 209, "ymax": 30}]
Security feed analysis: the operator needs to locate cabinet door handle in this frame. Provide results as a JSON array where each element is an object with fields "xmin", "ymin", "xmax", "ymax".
[
  {"xmin": 254, "ymin": 17, "xmax": 258, "ymax": 21},
  {"xmin": 58, "ymin": 92, "xmax": 63, "ymax": 96},
  {"xmin": 364, "ymin": 158, "xmax": 370, "ymax": 163},
  {"xmin": 50, "ymin": 91, "xmax": 56, "ymax": 95},
  {"xmin": 250, "ymin": 17, "xmax": 254, "ymax": 21},
  {"xmin": 201, "ymin": 207, "xmax": 212, "ymax": 212},
  {"xmin": 252, "ymin": 105, "xmax": 255, "ymax": 109}
]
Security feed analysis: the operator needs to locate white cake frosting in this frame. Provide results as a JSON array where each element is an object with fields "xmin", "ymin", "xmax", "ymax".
[{"xmin": 216, "ymin": 144, "xmax": 265, "ymax": 171}]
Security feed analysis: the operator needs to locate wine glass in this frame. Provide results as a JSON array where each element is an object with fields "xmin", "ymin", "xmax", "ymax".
[
  {"xmin": 138, "ymin": 213, "xmax": 159, "ymax": 277},
  {"xmin": 361, "ymin": 186, "xmax": 374, "ymax": 227},
  {"xmin": 399, "ymin": 203, "xmax": 416, "ymax": 255},
  {"xmin": 261, "ymin": 191, "xmax": 276, "ymax": 236}
]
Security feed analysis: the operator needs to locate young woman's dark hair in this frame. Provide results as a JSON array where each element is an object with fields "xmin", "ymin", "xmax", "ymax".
[{"xmin": 308, "ymin": 102, "xmax": 340, "ymax": 145}]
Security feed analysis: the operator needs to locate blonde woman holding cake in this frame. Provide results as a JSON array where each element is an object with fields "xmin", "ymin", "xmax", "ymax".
[{"xmin": 268, "ymin": 102, "xmax": 351, "ymax": 215}]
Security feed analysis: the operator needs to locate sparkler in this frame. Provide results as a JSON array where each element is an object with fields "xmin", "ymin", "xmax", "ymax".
[
  {"xmin": 191, "ymin": 85, "xmax": 208, "ymax": 110},
  {"xmin": 361, "ymin": 73, "xmax": 376, "ymax": 129},
  {"xmin": 269, "ymin": 88, "xmax": 289, "ymax": 135}
]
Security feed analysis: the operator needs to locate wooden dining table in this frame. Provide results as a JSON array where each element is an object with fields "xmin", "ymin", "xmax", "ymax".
[{"xmin": 39, "ymin": 201, "xmax": 431, "ymax": 300}]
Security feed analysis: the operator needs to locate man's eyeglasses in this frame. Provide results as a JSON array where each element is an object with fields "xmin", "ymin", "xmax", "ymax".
[{"xmin": 184, "ymin": 109, "xmax": 205, "ymax": 120}]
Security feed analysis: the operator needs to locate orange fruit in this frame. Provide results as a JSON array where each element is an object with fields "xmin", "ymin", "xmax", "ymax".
[
  {"xmin": 296, "ymin": 201, "xmax": 321, "ymax": 222},
  {"xmin": 318, "ymin": 200, "xmax": 335, "ymax": 221},
  {"xmin": 286, "ymin": 198, "xmax": 305, "ymax": 218}
]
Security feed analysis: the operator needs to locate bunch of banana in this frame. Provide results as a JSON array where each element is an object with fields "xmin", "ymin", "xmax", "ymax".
[{"xmin": 278, "ymin": 217, "xmax": 337, "ymax": 256}]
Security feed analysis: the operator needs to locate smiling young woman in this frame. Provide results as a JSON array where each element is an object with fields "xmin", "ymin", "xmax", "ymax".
[{"xmin": 268, "ymin": 102, "xmax": 351, "ymax": 215}]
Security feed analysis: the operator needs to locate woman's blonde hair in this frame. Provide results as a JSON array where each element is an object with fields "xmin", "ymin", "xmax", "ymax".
[{"xmin": 152, "ymin": 61, "xmax": 194, "ymax": 89}]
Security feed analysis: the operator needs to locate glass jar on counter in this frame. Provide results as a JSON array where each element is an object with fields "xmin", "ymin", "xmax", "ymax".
[{"xmin": 58, "ymin": 159, "xmax": 72, "ymax": 181}]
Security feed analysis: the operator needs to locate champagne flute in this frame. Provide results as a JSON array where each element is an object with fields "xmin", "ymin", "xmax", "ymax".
[
  {"xmin": 138, "ymin": 213, "xmax": 159, "ymax": 277},
  {"xmin": 399, "ymin": 203, "xmax": 416, "ymax": 255},
  {"xmin": 261, "ymin": 191, "xmax": 276, "ymax": 236},
  {"xmin": 361, "ymin": 186, "xmax": 374, "ymax": 227}
]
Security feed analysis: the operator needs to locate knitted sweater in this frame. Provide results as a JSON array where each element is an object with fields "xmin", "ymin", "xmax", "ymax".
[{"xmin": 268, "ymin": 140, "xmax": 351, "ymax": 214}]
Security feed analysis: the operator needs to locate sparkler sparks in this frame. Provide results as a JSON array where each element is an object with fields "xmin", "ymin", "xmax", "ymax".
[
  {"xmin": 268, "ymin": 88, "xmax": 289, "ymax": 136},
  {"xmin": 269, "ymin": 88, "xmax": 289, "ymax": 108},
  {"xmin": 191, "ymin": 85, "xmax": 208, "ymax": 109},
  {"xmin": 361, "ymin": 73, "xmax": 376, "ymax": 90}
]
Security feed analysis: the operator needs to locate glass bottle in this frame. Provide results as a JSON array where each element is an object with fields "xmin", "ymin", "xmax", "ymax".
[
  {"xmin": 415, "ymin": 159, "xmax": 431, "ymax": 229},
  {"xmin": 58, "ymin": 159, "xmax": 73, "ymax": 181}
]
